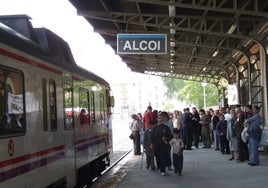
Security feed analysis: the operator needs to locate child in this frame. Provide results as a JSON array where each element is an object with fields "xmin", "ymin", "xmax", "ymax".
[
  {"xmin": 169, "ymin": 128, "xmax": 184, "ymax": 176},
  {"xmin": 143, "ymin": 121, "xmax": 156, "ymax": 170},
  {"xmin": 216, "ymin": 114, "xmax": 230, "ymax": 154}
]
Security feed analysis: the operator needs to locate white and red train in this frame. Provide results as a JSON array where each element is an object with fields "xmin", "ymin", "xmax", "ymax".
[{"xmin": 0, "ymin": 15, "xmax": 114, "ymax": 187}]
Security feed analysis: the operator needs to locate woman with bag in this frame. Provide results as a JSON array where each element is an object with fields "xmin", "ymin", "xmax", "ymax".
[
  {"xmin": 227, "ymin": 109, "xmax": 238, "ymax": 160},
  {"xmin": 129, "ymin": 114, "xmax": 142, "ymax": 155}
]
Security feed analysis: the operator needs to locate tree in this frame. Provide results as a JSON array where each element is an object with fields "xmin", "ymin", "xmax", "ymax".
[
  {"xmin": 162, "ymin": 77, "xmax": 185, "ymax": 99},
  {"xmin": 161, "ymin": 78, "xmax": 218, "ymax": 109}
]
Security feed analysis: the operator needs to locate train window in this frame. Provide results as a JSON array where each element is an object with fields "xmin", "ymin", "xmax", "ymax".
[
  {"xmin": 110, "ymin": 96, "xmax": 115, "ymax": 107},
  {"xmin": 106, "ymin": 89, "xmax": 114, "ymax": 108},
  {"xmin": 0, "ymin": 66, "xmax": 25, "ymax": 137},
  {"xmin": 49, "ymin": 80, "xmax": 57, "ymax": 131},
  {"xmin": 42, "ymin": 78, "xmax": 48, "ymax": 131},
  {"xmin": 64, "ymin": 84, "xmax": 73, "ymax": 129},
  {"xmin": 90, "ymin": 91, "xmax": 95, "ymax": 124},
  {"xmin": 79, "ymin": 88, "xmax": 89, "ymax": 125}
]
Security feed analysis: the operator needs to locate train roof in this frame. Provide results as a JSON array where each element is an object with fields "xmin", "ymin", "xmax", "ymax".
[{"xmin": 0, "ymin": 14, "xmax": 110, "ymax": 88}]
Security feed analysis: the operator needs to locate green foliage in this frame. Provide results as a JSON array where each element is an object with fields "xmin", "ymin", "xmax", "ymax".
[
  {"xmin": 161, "ymin": 78, "xmax": 218, "ymax": 109},
  {"xmin": 162, "ymin": 101, "xmax": 175, "ymax": 112},
  {"xmin": 162, "ymin": 77, "xmax": 185, "ymax": 99}
]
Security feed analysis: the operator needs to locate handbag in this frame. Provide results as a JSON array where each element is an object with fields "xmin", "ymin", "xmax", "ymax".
[
  {"xmin": 129, "ymin": 133, "xmax": 134, "ymax": 140},
  {"xmin": 241, "ymin": 126, "xmax": 249, "ymax": 143}
]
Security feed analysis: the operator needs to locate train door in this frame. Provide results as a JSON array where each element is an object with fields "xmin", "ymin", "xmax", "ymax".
[
  {"xmin": 63, "ymin": 82, "xmax": 76, "ymax": 187},
  {"xmin": 106, "ymin": 90, "xmax": 114, "ymax": 154}
]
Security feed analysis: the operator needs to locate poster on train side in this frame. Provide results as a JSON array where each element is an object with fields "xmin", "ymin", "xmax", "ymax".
[{"xmin": 8, "ymin": 93, "xmax": 23, "ymax": 114}]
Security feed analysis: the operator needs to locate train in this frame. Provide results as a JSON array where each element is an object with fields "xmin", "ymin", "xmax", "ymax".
[{"xmin": 0, "ymin": 15, "xmax": 114, "ymax": 187}]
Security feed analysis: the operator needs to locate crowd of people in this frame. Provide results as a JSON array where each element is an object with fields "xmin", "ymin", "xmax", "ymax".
[{"xmin": 129, "ymin": 105, "xmax": 263, "ymax": 177}]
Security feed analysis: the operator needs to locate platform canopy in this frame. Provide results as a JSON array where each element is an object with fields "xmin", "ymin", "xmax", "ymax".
[{"xmin": 69, "ymin": 0, "xmax": 268, "ymax": 86}]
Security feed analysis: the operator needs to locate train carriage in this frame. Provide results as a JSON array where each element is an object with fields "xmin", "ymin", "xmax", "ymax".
[{"xmin": 0, "ymin": 15, "xmax": 113, "ymax": 187}]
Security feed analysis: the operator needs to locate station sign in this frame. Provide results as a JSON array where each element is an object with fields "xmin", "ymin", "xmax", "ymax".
[{"xmin": 117, "ymin": 34, "xmax": 167, "ymax": 54}]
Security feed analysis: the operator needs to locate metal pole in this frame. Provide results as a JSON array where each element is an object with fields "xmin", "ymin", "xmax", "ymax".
[
  {"xmin": 201, "ymin": 82, "xmax": 207, "ymax": 109},
  {"xmin": 203, "ymin": 86, "xmax": 206, "ymax": 109}
]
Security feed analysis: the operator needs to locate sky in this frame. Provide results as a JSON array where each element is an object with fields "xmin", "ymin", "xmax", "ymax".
[{"xmin": 0, "ymin": 0, "xmax": 131, "ymax": 84}]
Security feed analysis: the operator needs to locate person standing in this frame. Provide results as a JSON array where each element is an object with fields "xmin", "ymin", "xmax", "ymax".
[
  {"xmin": 244, "ymin": 106, "xmax": 262, "ymax": 166},
  {"xmin": 227, "ymin": 109, "xmax": 238, "ymax": 160},
  {"xmin": 210, "ymin": 109, "xmax": 220, "ymax": 150},
  {"xmin": 162, "ymin": 111, "xmax": 173, "ymax": 170},
  {"xmin": 224, "ymin": 108, "xmax": 232, "ymax": 154},
  {"xmin": 235, "ymin": 105, "xmax": 249, "ymax": 162},
  {"xmin": 216, "ymin": 114, "xmax": 230, "ymax": 154},
  {"xmin": 172, "ymin": 110, "xmax": 183, "ymax": 139},
  {"xmin": 143, "ymin": 106, "xmax": 157, "ymax": 130},
  {"xmin": 167, "ymin": 112, "xmax": 174, "ymax": 134},
  {"xmin": 137, "ymin": 112, "xmax": 145, "ymax": 150},
  {"xmin": 152, "ymin": 113, "xmax": 172, "ymax": 176},
  {"xmin": 129, "ymin": 114, "xmax": 142, "ymax": 155},
  {"xmin": 199, "ymin": 109, "xmax": 211, "ymax": 148},
  {"xmin": 143, "ymin": 121, "xmax": 156, "ymax": 170},
  {"xmin": 169, "ymin": 128, "xmax": 184, "ymax": 176},
  {"xmin": 172, "ymin": 110, "xmax": 182, "ymax": 130},
  {"xmin": 181, "ymin": 108, "xmax": 193, "ymax": 150},
  {"xmin": 191, "ymin": 107, "xmax": 201, "ymax": 149}
]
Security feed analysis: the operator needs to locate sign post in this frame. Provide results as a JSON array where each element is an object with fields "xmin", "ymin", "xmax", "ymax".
[{"xmin": 117, "ymin": 34, "xmax": 167, "ymax": 54}]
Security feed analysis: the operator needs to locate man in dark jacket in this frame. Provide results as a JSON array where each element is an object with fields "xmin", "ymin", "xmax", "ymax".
[
  {"xmin": 152, "ymin": 113, "xmax": 172, "ymax": 176},
  {"xmin": 181, "ymin": 108, "xmax": 193, "ymax": 150},
  {"xmin": 191, "ymin": 107, "xmax": 201, "ymax": 148},
  {"xmin": 144, "ymin": 121, "xmax": 156, "ymax": 170}
]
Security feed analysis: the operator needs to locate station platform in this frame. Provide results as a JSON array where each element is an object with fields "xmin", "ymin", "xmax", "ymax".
[{"xmin": 92, "ymin": 147, "xmax": 268, "ymax": 188}]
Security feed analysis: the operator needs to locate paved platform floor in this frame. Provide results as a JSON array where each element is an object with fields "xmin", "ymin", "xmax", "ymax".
[{"xmin": 92, "ymin": 147, "xmax": 268, "ymax": 188}]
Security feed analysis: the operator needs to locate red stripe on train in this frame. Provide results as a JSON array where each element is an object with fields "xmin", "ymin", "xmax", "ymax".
[
  {"xmin": 0, "ymin": 48, "xmax": 62, "ymax": 75},
  {"xmin": 0, "ymin": 145, "xmax": 65, "ymax": 168},
  {"xmin": 0, "ymin": 152, "xmax": 65, "ymax": 183},
  {"xmin": 75, "ymin": 134, "xmax": 107, "ymax": 145}
]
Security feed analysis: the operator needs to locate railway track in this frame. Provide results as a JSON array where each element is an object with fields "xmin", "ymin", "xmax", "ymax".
[
  {"xmin": 100, "ymin": 149, "xmax": 132, "ymax": 176},
  {"xmin": 85, "ymin": 121, "xmax": 134, "ymax": 187},
  {"xmin": 84, "ymin": 149, "xmax": 132, "ymax": 187}
]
